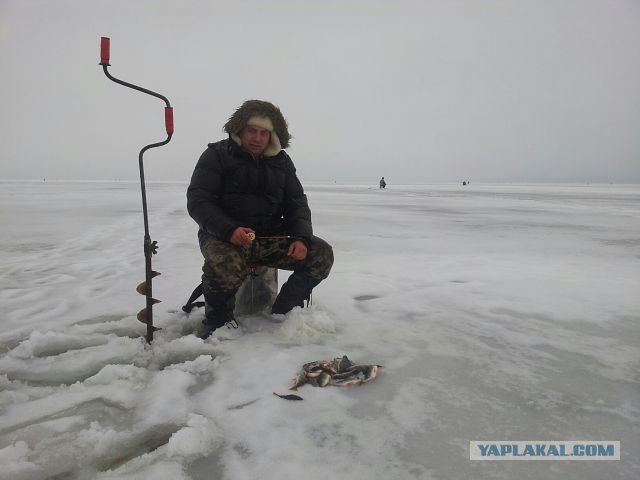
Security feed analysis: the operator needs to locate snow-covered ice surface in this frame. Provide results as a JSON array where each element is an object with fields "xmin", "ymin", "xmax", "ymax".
[{"xmin": 0, "ymin": 180, "xmax": 638, "ymax": 480}]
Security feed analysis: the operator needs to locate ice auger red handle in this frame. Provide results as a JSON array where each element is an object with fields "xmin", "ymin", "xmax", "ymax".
[
  {"xmin": 165, "ymin": 107, "xmax": 174, "ymax": 135},
  {"xmin": 100, "ymin": 37, "xmax": 110, "ymax": 66},
  {"xmin": 100, "ymin": 37, "xmax": 174, "ymax": 136}
]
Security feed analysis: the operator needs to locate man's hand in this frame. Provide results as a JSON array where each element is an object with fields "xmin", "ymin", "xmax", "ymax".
[
  {"xmin": 288, "ymin": 240, "xmax": 308, "ymax": 261},
  {"xmin": 230, "ymin": 227, "xmax": 255, "ymax": 246}
]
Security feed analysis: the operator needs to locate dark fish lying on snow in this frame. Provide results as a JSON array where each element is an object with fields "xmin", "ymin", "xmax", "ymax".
[{"xmin": 274, "ymin": 355, "xmax": 382, "ymax": 401}]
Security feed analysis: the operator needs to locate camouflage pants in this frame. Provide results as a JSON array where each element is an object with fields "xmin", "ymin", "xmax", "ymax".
[{"xmin": 200, "ymin": 234, "xmax": 334, "ymax": 293}]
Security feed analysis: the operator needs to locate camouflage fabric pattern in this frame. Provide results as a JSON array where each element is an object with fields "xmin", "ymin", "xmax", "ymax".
[{"xmin": 200, "ymin": 235, "xmax": 333, "ymax": 292}]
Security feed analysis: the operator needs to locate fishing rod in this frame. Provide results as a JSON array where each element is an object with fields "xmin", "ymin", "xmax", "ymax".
[
  {"xmin": 99, "ymin": 37, "xmax": 174, "ymax": 343},
  {"xmin": 246, "ymin": 233, "xmax": 294, "ymax": 241}
]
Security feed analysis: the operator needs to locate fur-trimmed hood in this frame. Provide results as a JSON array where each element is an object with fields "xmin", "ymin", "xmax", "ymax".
[{"xmin": 224, "ymin": 100, "xmax": 291, "ymax": 156}]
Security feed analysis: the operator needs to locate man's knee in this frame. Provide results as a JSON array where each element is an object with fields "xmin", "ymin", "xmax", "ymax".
[
  {"xmin": 203, "ymin": 262, "xmax": 246, "ymax": 291},
  {"xmin": 308, "ymin": 236, "xmax": 334, "ymax": 279},
  {"xmin": 201, "ymin": 236, "xmax": 247, "ymax": 290}
]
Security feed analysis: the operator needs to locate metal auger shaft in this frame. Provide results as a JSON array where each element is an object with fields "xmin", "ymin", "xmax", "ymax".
[{"xmin": 99, "ymin": 36, "xmax": 174, "ymax": 343}]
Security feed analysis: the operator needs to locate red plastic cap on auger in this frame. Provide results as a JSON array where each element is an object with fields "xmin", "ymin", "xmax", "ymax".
[
  {"xmin": 100, "ymin": 37, "xmax": 111, "ymax": 66},
  {"xmin": 165, "ymin": 107, "xmax": 174, "ymax": 135}
]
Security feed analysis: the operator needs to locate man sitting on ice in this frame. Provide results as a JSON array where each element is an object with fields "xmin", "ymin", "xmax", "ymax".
[{"xmin": 187, "ymin": 100, "xmax": 334, "ymax": 338}]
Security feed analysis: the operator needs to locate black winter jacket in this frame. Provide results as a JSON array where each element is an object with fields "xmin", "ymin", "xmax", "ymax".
[{"xmin": 187, "ymin": 139, "xmax": 313, "ymax": 245}]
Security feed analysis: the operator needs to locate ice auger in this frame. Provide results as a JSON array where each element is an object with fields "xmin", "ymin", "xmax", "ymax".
[{"xmin": 99, "ymin": 37, "xmax": 174, "ymax": 343}]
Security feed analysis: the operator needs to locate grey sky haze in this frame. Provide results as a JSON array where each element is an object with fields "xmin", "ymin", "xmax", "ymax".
[{"xmin": 1, "ymin": 0, "xmax": 639, "ymax": 183}]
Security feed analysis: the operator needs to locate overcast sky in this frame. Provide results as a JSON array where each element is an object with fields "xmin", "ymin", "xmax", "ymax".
[{"xmin": 1, "ymin": 0, "xmax": 639, "ymax": 184}]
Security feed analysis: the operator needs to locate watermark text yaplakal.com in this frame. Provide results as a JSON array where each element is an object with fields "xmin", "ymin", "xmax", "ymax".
[{"xmin": 470, "ymin": 441, "xmax": 620, "ymax": 460}]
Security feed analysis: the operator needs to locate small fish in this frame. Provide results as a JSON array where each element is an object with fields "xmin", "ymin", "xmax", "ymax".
[
  {"xmin": 281, "ymin": 355, "xmax": 383, "ymax": 399},
  {"xmin": 273, "ymin": 392, "xmax": 304, "ymax": 401}
]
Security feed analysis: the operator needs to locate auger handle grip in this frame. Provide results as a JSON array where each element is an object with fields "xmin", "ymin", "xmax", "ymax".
[
  {"xmin": 165, "ymin": 107, "xmax": 174, "ymax": 135},
  {"xmin": 100, "ymin": 37, "xmax": 110, "ymax": 65}
]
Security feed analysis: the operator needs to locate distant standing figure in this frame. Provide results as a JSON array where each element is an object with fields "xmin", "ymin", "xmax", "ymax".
[{"xmin": 379, "ymin": 177, "xmax": 386, "ymax": 189}]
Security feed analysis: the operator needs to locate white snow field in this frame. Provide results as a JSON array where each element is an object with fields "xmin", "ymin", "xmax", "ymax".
[{"xmin": 0, "ymin": 180, "xmax": 638, "ymax": 480}]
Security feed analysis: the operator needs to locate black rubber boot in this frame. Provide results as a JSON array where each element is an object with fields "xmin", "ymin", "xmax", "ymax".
[
  {"xmin": 199, "ymin": 282, "xmax": 237, "ymax": 339},
  {"xmin": 271, "ymin": 273, "xmax": 322, "ymax": 315}
]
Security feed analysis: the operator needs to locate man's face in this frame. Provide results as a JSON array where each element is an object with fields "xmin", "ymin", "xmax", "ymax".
[{"xmin": 239, "ymin": 125, "xmax": 271, "ymax": 156}]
